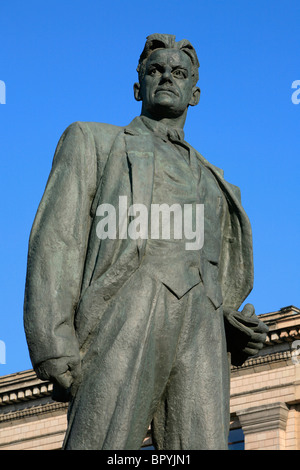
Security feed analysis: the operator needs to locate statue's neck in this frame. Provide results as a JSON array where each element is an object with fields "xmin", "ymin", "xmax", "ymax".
[{"xmin": 140, "ymin": 108, "xmax": 187, "ymax": 130}]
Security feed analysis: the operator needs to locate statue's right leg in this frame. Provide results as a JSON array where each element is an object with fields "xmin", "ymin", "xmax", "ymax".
[{"xmin": 62, "ymin": 266, "xmax": 187, "ymax": 450}]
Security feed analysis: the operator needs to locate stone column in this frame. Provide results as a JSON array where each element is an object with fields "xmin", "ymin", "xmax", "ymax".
[{"xmin": 237, "ymin": 402, "xmax": 289, "ymax": 450}]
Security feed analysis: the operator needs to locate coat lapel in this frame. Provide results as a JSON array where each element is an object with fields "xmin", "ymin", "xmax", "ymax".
[{"xmin": 124, "ymin": 120, "xmax": 155, "ymax": 258}]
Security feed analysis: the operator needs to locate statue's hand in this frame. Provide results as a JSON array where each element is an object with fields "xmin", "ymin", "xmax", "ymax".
[
  {"xmin": 35, "ymin": 355, "xmax": 82, "ymax": 399},
  {"xmin": 224, "ymin": 303, "xmax": 269, "ymax": 366}
]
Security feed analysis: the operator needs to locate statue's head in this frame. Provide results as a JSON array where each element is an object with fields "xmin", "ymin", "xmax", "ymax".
[
  {"xmin": 134, "ymin": 34, "xmax": 201, "ymax": 121},
  {"xmin": 137, "ymin": 34, "xmax": 200, "ymax": 86}
]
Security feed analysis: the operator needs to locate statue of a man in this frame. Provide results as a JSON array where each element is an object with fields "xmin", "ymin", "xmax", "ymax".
[{"xmin": 24, "ymin": 34, "xmax": 268, "ymax": 450}]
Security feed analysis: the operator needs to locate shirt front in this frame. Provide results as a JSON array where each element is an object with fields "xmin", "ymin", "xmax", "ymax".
[
  {"xmin": 139, "ymin": 116, "xmax": 223, "ymax": 306},
  {"xmin": 140, "ymin": 116, "xmax": 202, "ymax": 298}
]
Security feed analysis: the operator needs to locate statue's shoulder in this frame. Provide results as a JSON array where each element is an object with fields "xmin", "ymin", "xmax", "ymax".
[
  {"xmin": 80, "ymin": 121, "xmax": 124, "ymax": 148},
  {"xmin": 62, "ymin": 120, "xmax": 124, "ymax": 144},
  {"xmin": 60, "ymin": 121, "xmax": 126, "ymax": 166},
  {"xmin": 84, "ymin": 121, "xmax": 124, "ymax": 136}
]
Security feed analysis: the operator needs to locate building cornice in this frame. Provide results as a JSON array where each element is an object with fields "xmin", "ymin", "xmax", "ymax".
[
  {"xmin": 0, "ymin": 369, "xmax": 52, "ymax": 407},
  {"xmin": 0, "ymin": 401, "xmax": 68, "ymax": 424},
  {"xmin": 237, "ymin": 402, "xmax": 289, "ymax": 434},
  {"xmin": 232, "ymin": 349, "xmax": 292, "ymax": 373}
]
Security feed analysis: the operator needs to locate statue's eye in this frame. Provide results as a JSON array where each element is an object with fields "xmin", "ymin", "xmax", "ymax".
[
  {"xmin": 148, "ymin": 67, "xmax": 158, "ymax": 76},
  {"xmin": 173, "ymin": 69, "xmax": 187, "ymax": 78}
]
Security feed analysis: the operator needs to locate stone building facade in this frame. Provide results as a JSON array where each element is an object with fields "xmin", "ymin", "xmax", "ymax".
[
  {"xmin": 1, "ymin": 305, "xmax": 300, "ymax": 450},
  {"xmin": 230, "ymin": 305, "xmax": 300, "ymax": 450}
]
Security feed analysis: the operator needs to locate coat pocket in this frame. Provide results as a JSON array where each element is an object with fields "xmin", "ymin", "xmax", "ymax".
[{"xmin": 75, "ymin": 244, "xmax": 140, "ymax": 351}]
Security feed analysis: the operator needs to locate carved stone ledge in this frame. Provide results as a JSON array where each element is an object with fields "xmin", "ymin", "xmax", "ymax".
[
  {"xmin": 231, "ymin": 350, "xmax": 292, "ymax": 375},
  {"xmin": 0, "ymin": 401, "xmax": 68, "ymax": 424},
  {"xmin": 237, "ymin": 402, "xmax": 289, "ymax": 434},
  {"xmin": 0, "ymin": 382, "xmax": 52, "ymax": 406}
]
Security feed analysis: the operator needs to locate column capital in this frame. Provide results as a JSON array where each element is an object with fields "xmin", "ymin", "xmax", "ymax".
[{"xmin": 236, "ymin": 402, "xmax": 289, "ymax": 434}]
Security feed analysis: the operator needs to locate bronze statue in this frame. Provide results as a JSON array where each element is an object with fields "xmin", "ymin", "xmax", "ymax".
[{"xmin": 24, "ymin": 34, "xmax": 268, "ymax": 450}]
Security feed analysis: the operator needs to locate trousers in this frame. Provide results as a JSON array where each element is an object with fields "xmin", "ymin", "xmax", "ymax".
[{"xmin": 63, "ymin": 263, "xmax": 230, "ymax": 450}]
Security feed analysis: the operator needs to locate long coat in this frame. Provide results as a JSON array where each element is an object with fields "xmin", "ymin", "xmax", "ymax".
[{"xmin": 24, "ymin": 117, "xmax": 254, "ymax": 386}]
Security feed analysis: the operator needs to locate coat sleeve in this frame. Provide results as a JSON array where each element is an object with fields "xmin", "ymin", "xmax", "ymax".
[{"xmin": 24, "ymin": 121, "xmax": 98, "ymax": 369}]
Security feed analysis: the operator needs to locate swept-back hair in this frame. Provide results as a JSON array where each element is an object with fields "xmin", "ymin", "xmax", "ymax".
[{"xmin": 137, "ymin": 34, "xmax": 200, "ymax": 86}]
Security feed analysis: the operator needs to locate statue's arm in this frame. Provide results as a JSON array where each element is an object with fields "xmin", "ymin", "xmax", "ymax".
[{"xmin": 24, "ymin": 121, "xmax": 97, "ymax": 392}]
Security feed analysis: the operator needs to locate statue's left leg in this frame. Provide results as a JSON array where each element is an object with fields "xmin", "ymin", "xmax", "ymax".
[{"xmin": 152, "ymin": 284, "xmax": 230, "ymax": 450}]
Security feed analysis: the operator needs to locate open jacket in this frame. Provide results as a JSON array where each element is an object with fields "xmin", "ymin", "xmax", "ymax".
[{"xmin": 24, "ymin": 117, "xmax": 254, "ymax": 372}]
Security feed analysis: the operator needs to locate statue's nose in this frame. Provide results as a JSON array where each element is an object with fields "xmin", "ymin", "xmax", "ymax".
[{"xmin": 160, "ymin": 68, "xmax": 173, "ymax": 84}]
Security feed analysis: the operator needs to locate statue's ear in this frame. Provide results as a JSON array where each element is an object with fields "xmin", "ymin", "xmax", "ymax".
[
  {"xmin": 189, "ymin": 86, "xmax": 200, "ymax": 107},
  {"xmin": 134, "ymin": 82, "xmax": 142, "ymax": 102}
]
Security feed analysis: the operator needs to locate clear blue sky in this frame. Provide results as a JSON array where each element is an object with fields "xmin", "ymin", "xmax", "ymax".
[{"xmin": 0, "ymin": 0, "xmax": 299, "ymax": 375}]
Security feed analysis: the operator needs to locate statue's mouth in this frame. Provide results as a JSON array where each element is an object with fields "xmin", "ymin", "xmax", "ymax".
[{"xmin": 155, "ymin": 87, "xmax": 178, "ymax": 96}]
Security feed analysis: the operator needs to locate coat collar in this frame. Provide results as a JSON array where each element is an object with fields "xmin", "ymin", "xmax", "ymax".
[
  {"xmin": 124, "ymin": 116, "xmax": 224, "ymax": 177},
  {"xmin": 124, "ymin": 115, "xmax": 184, "ymax": 142}
]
